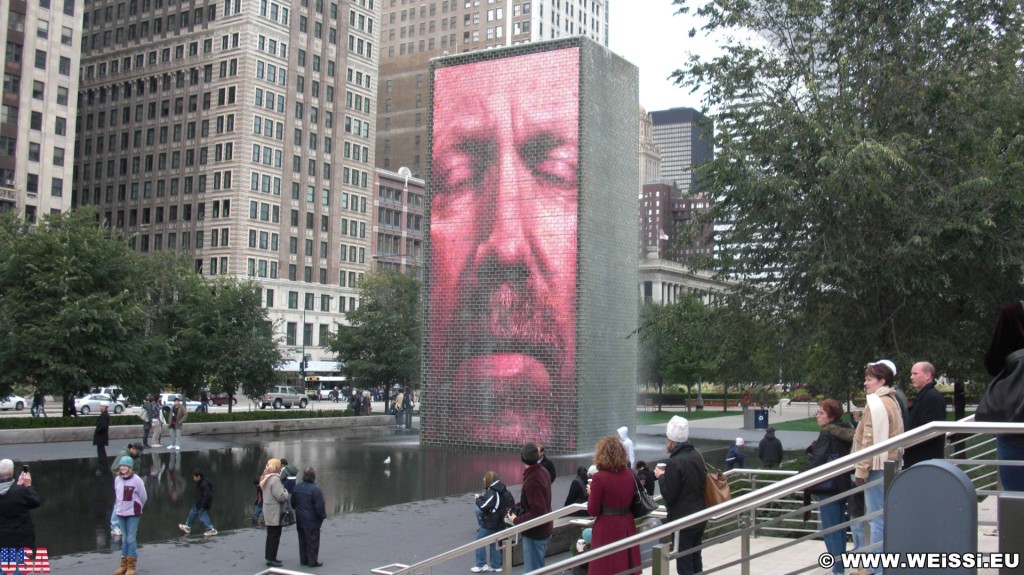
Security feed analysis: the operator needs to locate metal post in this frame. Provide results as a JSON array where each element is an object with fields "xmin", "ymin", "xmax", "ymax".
[
  {"xmin": 500, "ymin": 536, "xmax": 513, "ymax": 574},
  {"xmin": 651, "ymin": 543, "xmax": 670, "ymax": 575},
  {"xmin": 739, "ymin": 509, "xmax": 752, "ymax": 575}
]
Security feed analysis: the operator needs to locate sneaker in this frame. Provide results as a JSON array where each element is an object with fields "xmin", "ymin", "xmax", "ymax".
[
  {"xmin": 470, "ymin": 567, "xmax": 494, "ymax": 573},
  {"xmin": 203, "ymin": 528, "xmax": 217, "ymax": 537},
  {"xmin": 152, "ymin": 443, "xmax": 161, "ymax": 447},
  {"xmin": 176, "ymin": 445, "xmax": 182, "ymax": 450},
  {"xmin": 178, "ymin": 524, "xmax": 191, "ymax": 535},
  {"xmin": 110, "ymin": 527, "xmax": 122, "ymax": 539}
]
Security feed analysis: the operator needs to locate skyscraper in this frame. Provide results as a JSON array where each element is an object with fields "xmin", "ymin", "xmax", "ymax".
[
  {"xmin": 649, "ymin": 106, "xmax": 712, "ymax": 194},
  {"xmin": 72, "ymin": 0, "xmax": 381, "ymax": 361},
  {"xmin": 1, "ymin": 0, "xmax": 83, "ymax": 222},
  {"xmin": 375, "ymin": 0, "xmax": 609, "ymax": 176}
]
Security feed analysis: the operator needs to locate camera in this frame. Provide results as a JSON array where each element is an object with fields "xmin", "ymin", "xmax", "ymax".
[{"xmin": 21, "ymin": 465, "xmax": 28, "ymax": 474}]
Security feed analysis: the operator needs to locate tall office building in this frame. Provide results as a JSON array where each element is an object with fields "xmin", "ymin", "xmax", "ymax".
[
  {"xmin": 376, "ymin": 0, "xmax": 609, "ymax": 176},
  {"xmin": 1, "ymin": 0, "xmax": 83, "ymax": 222},
  {"xmin": 372, "ymin": 166, "xmax": 424, "ymax": 278},
  {"xmin": 72, "ymin": 0, "xmax": 381, "ymax": 361},
  {"xmin": 649, "ymin": 106, "xmax": 712, "ymax": 194}
]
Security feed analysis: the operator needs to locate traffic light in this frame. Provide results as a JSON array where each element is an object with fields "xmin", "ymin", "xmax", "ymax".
[{"xmin": 299, "ymin": 359, "xmax": 307, "ymax": 378}]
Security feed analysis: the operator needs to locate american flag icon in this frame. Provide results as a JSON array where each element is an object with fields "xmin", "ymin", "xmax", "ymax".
[{"xmin": 0, "ymin": 547, "xmax": 50, "ymax": 573}]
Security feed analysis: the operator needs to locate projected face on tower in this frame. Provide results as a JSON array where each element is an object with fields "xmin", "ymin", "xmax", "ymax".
[{"xmin": 429, "ymin": 48, "xmax": 580, "ymax": 446}]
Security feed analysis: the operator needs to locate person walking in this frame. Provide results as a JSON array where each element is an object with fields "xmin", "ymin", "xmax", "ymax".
[
  {"xmin": 30, "ymin": 391, "xmax": 40, "ymax": 418},
  {"xmin": 472, "ymin": 470, "xmax": 513, "ymax": 572},
  {"xmin": 140, "ymin": 398, "xmax": 153, "ymax": 448},
  {"xmin": 726, "ymin": 437, "xmax": 745, "ymax": 469},
  {"xmin": 260, "ymin": 458, "xmax": 290, "ymax": 568},
  {"xmin": 803, "ymin": 399, "xmax": 854, "ymax": 574},
  {"xmin": 0, "ymin": 459, "xmax": 40, "ymax": 553},
  {"xmin": 586, "ymin": 436, "xmax": 641, "ymax": 575},
  {"xmin": 108, "ymin": 443, "xmax": 141, "ymax": 540},
  {"xmin": 392, "ymin": 389, "xmax": 405, "ymax": 429},
  {"xmin": 168, "ymin": 397, "xmax": 187, "ymax": 450},
  {"xmin": 113, "ymin": 455, "xmax": 147, "ymax": 575},
  {"xmin": 402, "ymin": 388, "xmax": 413, "ymax": 428},
  {"xmin": 94, "ymin": 404, "xmax": 110, "ymax": 475},
  {"xmin": 509, "ymin": 443, "xmax": 552, "ymax": 573},
  {"xmin": 655, "ymin": 416, "xmax": 707, "ymax": 575},
  {"xmin": 852, "ymin": 360, "xmax": 905, "ymax": 574},
  {"xmin": 292, "ymin": 467, "xmax": 327, "ymax": 567},
  {"xmin": 758, "ymin": 427, "xmax": 784, "ymax": 468},
  {"xmin": 178, "ymin": 469, "xmax": 217, "ymax": 536}
]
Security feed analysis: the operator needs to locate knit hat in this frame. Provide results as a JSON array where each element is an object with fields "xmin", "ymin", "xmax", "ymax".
[
  {"xmin": 736, "ymin": 437, "xmax": 745, "ymax": 446},
  {"xmin": 666, "ymin": 416, "xmax": 689, "ymax": 443},
  {"xmin": 521, "ymin": 442, "xmax": 540, "ymax": 465},
  {"xmin": 118, "ymin": 456, "xmax": 134, "ymax": 468}
]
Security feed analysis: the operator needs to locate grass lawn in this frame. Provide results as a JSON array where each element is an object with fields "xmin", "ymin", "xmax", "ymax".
[{"xmin": 637, "ymin": 409, "xmax": 741, "ymax": 425}]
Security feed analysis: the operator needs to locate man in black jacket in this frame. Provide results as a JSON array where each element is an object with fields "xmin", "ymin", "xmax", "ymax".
[
  {"xmin": 178, "ymin": 470, "xmax": 217, "ymax": 536},
  {"xmin": 93, "ymin": 404, "xmax": 110, "ymax": 475},
  {"xmin": 655, "ymin": 416, "xmax": 707, "ymax": 575},
  {"xmin": 758, "ymin": 427, "xmax": 784, "ymax": 468},
  {"xmin": 904, "ymin": 361, "xmax": 947, "ymax": 468}
]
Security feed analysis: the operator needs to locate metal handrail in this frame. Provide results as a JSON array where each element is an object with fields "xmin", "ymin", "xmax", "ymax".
[{"xmin": 527, "ymin": 419, "xmax": 1024, "ymax": 575}]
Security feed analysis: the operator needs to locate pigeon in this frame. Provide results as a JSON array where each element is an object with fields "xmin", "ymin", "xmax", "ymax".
[{"xmin": 384, "ymin": 456, "xmax": 391, "ymax": 465}]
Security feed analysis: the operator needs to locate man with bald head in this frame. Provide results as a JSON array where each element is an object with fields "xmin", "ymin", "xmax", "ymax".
[{"xmin": 904, "ymin": 361, "xmax": 947, "ymax": 468}]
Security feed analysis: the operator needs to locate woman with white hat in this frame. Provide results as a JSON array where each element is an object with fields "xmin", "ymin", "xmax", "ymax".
[{"xmin": 653, "ymin": 416, "xmax": 707, "ymax": 575}]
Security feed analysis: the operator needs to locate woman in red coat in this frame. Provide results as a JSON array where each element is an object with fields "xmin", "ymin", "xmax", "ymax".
[{"xmin": 586, "ymin": 435, "xmax": 641, "ymax": 575}]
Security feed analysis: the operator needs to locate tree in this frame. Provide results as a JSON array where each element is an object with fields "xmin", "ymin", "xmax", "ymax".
[
  {"xmin": 640, "ymin": 294, "xmax": 719, "ymax": 410},
  {"xmin": 0, "ymin": 210, "xmax": 164, "ymax": 415},
  {"xmin": 326, "ymin": 271, "xmax": 421, "ymax": 405},
  {"xmin": 673, "ymin": 0, "xmax": 1024, "ymax": 404}
]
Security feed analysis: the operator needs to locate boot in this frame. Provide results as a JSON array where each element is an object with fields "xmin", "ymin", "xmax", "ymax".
[
  {"xmin": 113, "ymin": 556, "xmax": 128, "ymax": 575},
  {"xmin": 125, "ymin": 556, "xmax": 137, "ymax": 575}
]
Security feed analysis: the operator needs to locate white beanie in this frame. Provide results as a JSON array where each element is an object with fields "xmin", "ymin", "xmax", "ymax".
[
  {"xmin": 736, "ymin": 437, "xmax": 745, "ymax": 446},
  {"xmin": 666, "ymin": 415, "xmax": 690, "ymax": 443}
]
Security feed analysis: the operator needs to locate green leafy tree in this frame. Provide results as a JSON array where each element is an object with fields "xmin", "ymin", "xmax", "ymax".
[
  {"xmin": 326, "ymin": 270, "xmax": 421, "ymax": 405},
  {"xmin": 0, "ymin": 210, "xmax": 164, "ymax": 415},
  {"xmin": 640, "ymin": 294, "xmax": 719, "ymax": 410},
  {"xmin": 673, "ymin": 0, "xmax": 1024, "ymax": 407}
]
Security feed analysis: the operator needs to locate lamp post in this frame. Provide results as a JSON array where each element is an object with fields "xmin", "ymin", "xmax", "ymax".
[{"xmin": 298, "ymin": 294, "xmax": 332, "ymax": 379}]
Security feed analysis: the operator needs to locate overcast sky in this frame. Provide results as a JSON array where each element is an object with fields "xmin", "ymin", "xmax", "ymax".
[{"xmin": 607, "ymin": 0, "xmax": 719, "ymax": 113}]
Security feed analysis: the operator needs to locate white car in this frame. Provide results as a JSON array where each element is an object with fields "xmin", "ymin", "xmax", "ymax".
[
  {"xmin": 0, "ymin": 394, "xmax": 28, "ymax": 411},
  {"xmin": 75, "ymin": 394, "xmax": 126, "ymax": 415},
  {"xmin": 158, "ymin": 393, "xmax": 203, "ymax": 412}
]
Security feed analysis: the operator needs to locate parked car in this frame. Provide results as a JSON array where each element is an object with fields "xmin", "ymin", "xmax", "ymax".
[
  {"xmin": 75, "ymin": 394, "xmax": 126, "ymax": 415},
  {"xmin": 158, "ymin": 393, "xmax": 203, "ymax": 412},
  {"xmin": 91, "ymin": 387, "xmax": 128, "ymax": 403},
  {"xmin": 0, "ymin": 394, "xmax": 27, "ymax": 411},
  {"xmin": 261, "ymin": 386, "xmax": 308, "ymax": 409},
  {"xmin": 209, "ymin": 392, "xmax": 238, "ymax": 406}
]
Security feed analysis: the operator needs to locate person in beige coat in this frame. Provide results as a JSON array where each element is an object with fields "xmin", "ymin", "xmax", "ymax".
[
  {"xmin": 260, "ymin": 458, "xmax": 290, "ymax": 567},
  {"xmin": 851, "ymin": 360, "xmax": 904, "ymax": 574}
]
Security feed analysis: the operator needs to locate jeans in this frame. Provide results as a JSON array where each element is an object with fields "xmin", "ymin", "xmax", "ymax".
[
  {"xmin": 117, "ymin": 516, "xmax": 140, "ymax": 557},
  {"xmin": 394, "ymin": 409, "xmax": 404, "ymax": 427},
  {"xmin": 170, "ymin": 427, "xmax": 181, "ymax": 447},
  {"xmin": 674, "ymin": 523, "xmax": 706, "ymax": 575},
  {"xmin": 404, "ymin": 408, "xmax": 413, "ymax": 428},
  {"xmin": 522, "ymin": 535, "xmax": 549, "ymax": 573},
  {"xmin": 816, "ymin": 495, "xmax": 846, "ymax": 573},
  {"xmin": 185, "ymin": 506, "xmax": 213, "ymax": 530},
  {"xmin": 997, "ymin": 435, "xmax": 1024, "ymax": 491},
  {"xmin": 474, "ymin": 508, "xmax": 503, "ymax": 570},
  {"xmin": 252, "ymin": 503, "xmax": 263, "ymax": 523},
  {"xmin": 863, "ymin": 470, "xmax": 885, "ymax": 574}
]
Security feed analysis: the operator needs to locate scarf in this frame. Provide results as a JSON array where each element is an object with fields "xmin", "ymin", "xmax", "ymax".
[{"xmin": 866, "ymin": 391, "xmax": 891, "ymax": 470}]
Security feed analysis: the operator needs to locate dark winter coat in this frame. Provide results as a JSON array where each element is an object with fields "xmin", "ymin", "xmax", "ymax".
[
  {"xmin": 194, "ymin": 477, "xmax": 213, "ymax": 510},
  {"xmin": 539, "ymin": 457, "xmax": 556, "ymax": 483},
  {"xmin": 0, "ymin": 479, "xmax": 39, "ymax": 549},
  {"xmin": 802, "ymin": 420, "xmax": 854, "ymax": 493},
  {"xmin": 758, "ymin": 430, "xmax": 783, "ymax": 467},
  {"xmin": 513, "ymin": 464, "xmax": 552, "ymax": 540},
  {"xmin": 904, "ymin": 382, "xmax": 947, "ymax": 467},
  {"xmin": 476, "ymin": 479, "xmax": 512, "ymax": 531},
  {"xmin": 658, "ymin": 442, "xmax": 707, "ymax": 523},
  {"xmin": 93, "ymin": 410, "xmax": 110, "ymax": 447},
  {"xmin": 636, "ymin": 466, "xmax": 656, "ymax": 496},
  {"xmin": 291, "ymin": 480, "xmax": 327, "ymax": 529}
]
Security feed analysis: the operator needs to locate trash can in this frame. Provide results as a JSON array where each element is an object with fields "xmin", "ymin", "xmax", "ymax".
[
  {"xmin": 743, "ymin": 410, "xmax": 756, "ymax": 430},
  {"xmin": 754, "ymin": 409, "xmax": 769, "ymax": 429}
]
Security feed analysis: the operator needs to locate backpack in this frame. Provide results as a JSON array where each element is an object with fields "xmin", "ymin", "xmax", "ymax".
[{"xmin": 498, "ymin": 487, "xmax": 514, "ymax": 516}]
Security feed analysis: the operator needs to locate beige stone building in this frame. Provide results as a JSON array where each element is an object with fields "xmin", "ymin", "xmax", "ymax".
[
  {"xmin": 376, "ymin": 0, "xmax": 609, "ymax": 176},
  {"xmin": 72, "ymin": 0, "xmax": 381, "ymax": 361},
  {"xmin": 1, "ymin": 0, "xmax": 83, "ymax": 221}
]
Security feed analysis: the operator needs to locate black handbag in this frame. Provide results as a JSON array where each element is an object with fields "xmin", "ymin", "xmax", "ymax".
[
  {"xmin": 630, "ymin": 474, "xmax": 658, "ymax": 518},
  {"xmin": 976, "ymin": 348, "xmax": 1024, "ymax": 423},
  {"xmin": 806, "ymin": 452, "xmax": 841, "ymax": 493}
]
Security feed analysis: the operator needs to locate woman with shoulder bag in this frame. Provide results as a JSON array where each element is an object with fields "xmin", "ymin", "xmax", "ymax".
[
  {"xmin": 260, "ymin": 458, "xmax": 290, "ymax": 568},
  {"xmin": 803, "ymin": 399, "xmax": 854, "ymax": 574},
  {"xmin": 586, "ymin": 436, "xmax": 640, "ymax": 575}
]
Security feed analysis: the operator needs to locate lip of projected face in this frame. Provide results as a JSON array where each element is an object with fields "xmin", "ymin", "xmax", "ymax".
[{"xmin": 454, "ymin": 353, "xmax": 553, "ymax": 444}]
